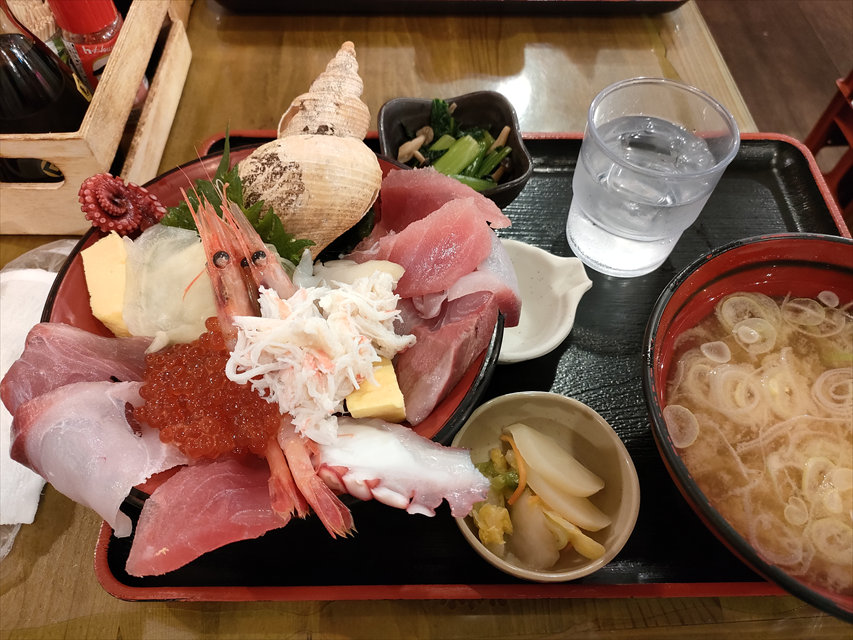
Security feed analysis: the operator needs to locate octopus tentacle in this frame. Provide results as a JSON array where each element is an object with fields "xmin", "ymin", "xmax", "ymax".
[{"xmin": 79, "ymin": 173, "xmax": 167, "ymax": 235}]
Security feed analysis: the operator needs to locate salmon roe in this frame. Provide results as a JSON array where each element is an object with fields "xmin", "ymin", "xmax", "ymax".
[{"xmin": 134, "ymin": 318, "xmax": 281, "ymax": 460}]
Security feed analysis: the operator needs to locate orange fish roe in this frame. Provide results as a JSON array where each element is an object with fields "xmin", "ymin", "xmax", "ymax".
[{"xmin": 134, "ymin": 318, "xmax": 281, "ymax": 460}]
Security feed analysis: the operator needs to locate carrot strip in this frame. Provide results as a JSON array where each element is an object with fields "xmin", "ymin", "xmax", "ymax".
[{"xmin": 500, "ymin": 434, "xmax": 527, "ymax": 506}]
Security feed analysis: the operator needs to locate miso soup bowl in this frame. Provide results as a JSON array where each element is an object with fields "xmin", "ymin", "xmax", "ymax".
[
  {"xmin": 452, "ymin": 391, "xmax": 640, "ymax": 582},
  {"xmin": 642, "ymin": 232, "xmax": 853, "ymax": 621}
]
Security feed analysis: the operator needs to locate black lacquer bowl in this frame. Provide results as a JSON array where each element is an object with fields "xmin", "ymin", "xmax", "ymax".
[{"xmin": 378, "ymin": 91, "xmax": 533, "ymax": 209}]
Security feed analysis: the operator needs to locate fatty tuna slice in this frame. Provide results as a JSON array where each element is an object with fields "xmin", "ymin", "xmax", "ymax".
[
  {"xmin": 125, "ymin": 456, "xmax": 286, "ymax": 577},
  {"xmin": 10, "ymin": 381, "xmax": 188, "ymax": 538},
  {"xmin": 376, "ymin": 167, "xmax": 511, "ymax": 234},
  {"xmin": 350, "ymin": 198, "xmax": 495, "ymax": 298},
  {"xmin": 0, "ymin": 322, "xmax": 152, "ymax": 415}
]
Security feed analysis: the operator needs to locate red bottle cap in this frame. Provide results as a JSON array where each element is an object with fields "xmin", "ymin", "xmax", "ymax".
[{"xmin": 47, "ymin": 0, "xmax": 118, "ymax": 35}]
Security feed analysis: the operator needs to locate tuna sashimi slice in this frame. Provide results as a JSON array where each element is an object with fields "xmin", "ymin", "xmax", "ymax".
[
  {"xmin": 10, "ymin": 381, "xmax": 188, "ymax": 538},
  {"xmin": 376, "ymin": 167, "xmax": 511, "ymax": 234},
  {"xmin": 413, "ymin": 231, "xmax": 522, "ymax": 327},
  {"xmin": 316, "ymin": 417, "xmax": 489, "ymax": 517},
  {"xmin": 350, "ymin": 198, "xmax": 495, "ymax": 298},
  {"xmin": 125, "ymin": 456, "xmax": 286, "ymax": 577},
  {"xmin": 0, "ymin": 322, "xmax": 152, "ymax": 415},
  {"xmin": 395, "ymin": 292, "xmax": 499, "ymax": 425}
]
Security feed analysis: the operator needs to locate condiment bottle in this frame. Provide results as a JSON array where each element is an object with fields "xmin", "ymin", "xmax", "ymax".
[
  {"xmin": 0, "ymin": 0, "xmax": 91, "ymax": 181},
  {"xmin": 47, "ymin": 0, "xmax": 141, "ymax": 94}
]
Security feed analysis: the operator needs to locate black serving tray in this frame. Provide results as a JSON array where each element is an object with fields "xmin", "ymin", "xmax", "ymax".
[{"xmin": 95, "ymin": 134, "xmax": 845, "ymax": 601}]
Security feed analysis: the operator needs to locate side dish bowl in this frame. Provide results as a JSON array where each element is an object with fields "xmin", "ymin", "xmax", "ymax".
[
  {"xmin": 451, "ymin": 391, "xmax": 640, "ymax": 582},
  {"xmin": 377, "ymin": 91, "xmax": 533, "ymax": 209},
  {"xmin": 642, "ymin": 232, "xmax": 853, "ymax": 621}
]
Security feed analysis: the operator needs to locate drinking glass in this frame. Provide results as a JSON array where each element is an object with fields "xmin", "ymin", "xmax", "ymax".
[{"xmin": 566, "ymin": 77, "xmax": 740, "ymax": 278}]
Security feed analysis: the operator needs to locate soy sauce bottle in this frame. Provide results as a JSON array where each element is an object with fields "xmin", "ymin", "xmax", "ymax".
[{"xmin": 0, "ymin": 0, "xmax": 91, "ymax": 182}]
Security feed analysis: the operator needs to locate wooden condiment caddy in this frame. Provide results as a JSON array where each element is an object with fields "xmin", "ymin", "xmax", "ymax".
[{"xmin": 0, "ymin": 0, "xmax": 192, "ymax": 235}]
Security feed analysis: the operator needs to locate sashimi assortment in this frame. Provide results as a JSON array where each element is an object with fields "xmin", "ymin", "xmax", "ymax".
[{"xmin": 0, "ymin": 42, "xmax": 524, "ymax": 578}]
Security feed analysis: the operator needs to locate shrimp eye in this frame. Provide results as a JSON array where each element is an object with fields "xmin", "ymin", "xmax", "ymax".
[
  {"xmin": 240, "ymin": 257, "xmax": 249, "ymax": 268},
  {"xmin": 212, "ymin": 250, "xmax": 230, "ymax": 268},
  {"xmin": 252, "ymin": 250, "xmax": 267, "ymax": 265}
]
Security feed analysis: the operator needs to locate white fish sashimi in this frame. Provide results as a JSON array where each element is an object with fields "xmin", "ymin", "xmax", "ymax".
[
  {"xmin": 10, "ymin": 381, "xmax": 189, "ymax": 537},
  {"xmin": 123, "ymin": 224, "xmax": 217, "ymax": 349},
  {"xmin": 315, "ymin": 417, "xmax": 490, "ymax": 517}
]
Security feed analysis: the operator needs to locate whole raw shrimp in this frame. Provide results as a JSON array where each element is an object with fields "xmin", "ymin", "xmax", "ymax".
[{"xmin": 186, "ymin": 186, "xmax": 354, "ymax": 536}]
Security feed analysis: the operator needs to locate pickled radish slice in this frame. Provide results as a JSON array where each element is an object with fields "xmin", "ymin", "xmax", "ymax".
[
  {"xmin": 503, "ymin": 423, "xmax": 604, "ymax": 498},
  {"xmin": 507, "ymin": 491, "xmax": 561, "ymax": 570},
  {"xmin": 700, "ymin": 341, "xmax": 731, "ymax": 363},
  {"xmin": 525, "ymin": 467, "xmax": 611, "ymax": 531},
  {"xmin": 542, "ymin": 509, "xmax": 606, "ymax": 560}
]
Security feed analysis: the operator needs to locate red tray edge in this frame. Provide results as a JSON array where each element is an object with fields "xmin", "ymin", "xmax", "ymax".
[{"xmin": 94, "ymin": 514, "xmax": 784, "ymax": 602}]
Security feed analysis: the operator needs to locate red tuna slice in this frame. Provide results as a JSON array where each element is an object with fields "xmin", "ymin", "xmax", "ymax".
[
  {"xmin": 395, "ymin": 292, "xmax": 499, "ymax": 425},
  {"xmin": 126, "ymin": 456, "xmax": 286, "ymax": 577},
  {"xmin": 0, "ymin": 322, "xmax": 152, "ymax": 416},
  {"xmin": 10, "ymin": 381, "xmax": 188, "ymax": 538},
  {"xmin": 377, "ymin": 167, "xmax": 511, "ymax": 233},
  {"xmin": 350, "ymin": 198, "xmax": 495, "ymax": 298}
]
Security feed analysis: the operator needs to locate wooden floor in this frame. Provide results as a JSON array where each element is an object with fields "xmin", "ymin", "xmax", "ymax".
[
  {"xmin": 696, "ymin": 0, "xmax": 852, "ymax": 141},
  {"xmin": 697, "ymin": 0, "xmax": 852, "ymax": 224}
]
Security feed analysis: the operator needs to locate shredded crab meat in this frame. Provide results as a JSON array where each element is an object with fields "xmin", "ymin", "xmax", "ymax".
[{"xmin": 225, "ymin": 272, "xmax": 416, "ymax": 444}]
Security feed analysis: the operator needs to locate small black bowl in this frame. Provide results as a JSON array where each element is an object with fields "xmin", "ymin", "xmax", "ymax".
[{"xmin": 377, "ymin": 91, "xmax": 533, "ymax": 209}]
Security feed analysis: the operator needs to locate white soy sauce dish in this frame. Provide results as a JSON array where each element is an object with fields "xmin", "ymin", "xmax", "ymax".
[{"xmin": 499, "ymin": 239, "xmax": 592, "ymax": 364}]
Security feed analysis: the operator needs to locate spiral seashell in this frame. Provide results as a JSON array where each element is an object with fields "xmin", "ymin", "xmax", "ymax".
[
  {"xmin": 238, "ymin": 134, "xmax": 382, "ymax": 257},
  {"xmin": 277, "ymin": 41, "xmax": 370, "ymax": 140}
]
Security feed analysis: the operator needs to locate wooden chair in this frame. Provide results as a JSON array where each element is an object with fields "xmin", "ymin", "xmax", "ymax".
[{"xmin": 804, "ymin": 69, "xmax": 853, "ymax": 226}]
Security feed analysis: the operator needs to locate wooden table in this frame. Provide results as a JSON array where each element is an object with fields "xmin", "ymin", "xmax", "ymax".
[{"xmin": 1, "ymin": 1, "xmax": 850, "ymax": 637}]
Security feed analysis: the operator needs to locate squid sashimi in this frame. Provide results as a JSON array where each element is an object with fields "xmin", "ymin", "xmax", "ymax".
[
  {"xmin": 395, "ymin": 292, "xmax": 500, "ymax": 425},
  {"xmin": 350, "ymin": 198, "xmax": 495, "ymax": 298},
  {"xmin": 374, "ymin": 167, "xmax": 511, "ymax": 235},
  {"xmin": 0, "ymin": 322, "xmax": 152, "ymax": 415},
  {"xmin": 125, "ymin": 456, "xmax": 285, "ymax": 577},
  {"xmin": 10, "ymin": 381, "xmax": 188, "ymax": 538},
  {"xmin": 316, "ymin": 418, "xmax": 490, "ymax": 517}
]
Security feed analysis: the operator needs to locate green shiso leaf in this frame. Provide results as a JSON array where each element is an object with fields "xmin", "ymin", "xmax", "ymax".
[{"xmin": 160, "ymin": 132, "xmax": 314, "ymax": 264}]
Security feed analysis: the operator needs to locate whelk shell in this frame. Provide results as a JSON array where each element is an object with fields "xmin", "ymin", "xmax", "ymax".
[
  {"xmin": 239, "ymin": 41, "xmax": 380, "ymax": 256},
  {"xmin": 238, "ymin": 134, "xmax": 382, "ymax": 257}
]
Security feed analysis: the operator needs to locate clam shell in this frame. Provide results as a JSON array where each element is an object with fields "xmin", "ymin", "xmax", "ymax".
[
  {"xmin": 278, "ymin": 41, "xmax": 370, "ymax": 140},
  {"xmin": 238, "ymin": 135, "xmax": 382, "ymax": 257}
]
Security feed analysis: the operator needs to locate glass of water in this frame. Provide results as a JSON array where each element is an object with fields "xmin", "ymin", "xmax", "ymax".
[{"xmin": 566, "ymin": 77, "xmax": 740, "ymax": 278}]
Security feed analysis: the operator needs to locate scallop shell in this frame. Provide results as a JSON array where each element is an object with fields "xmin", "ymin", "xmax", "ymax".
[
  {"xmin": 238, "ymin": 135, "xmax": 382, "ymax": 257},
  {"xmin": 277, "ymin": 41, "xmax": 370, "ymax": 140}
]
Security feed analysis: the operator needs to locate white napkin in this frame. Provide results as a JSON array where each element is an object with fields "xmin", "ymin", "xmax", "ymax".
[{"xmin": 0, "ymin": 240, "xmax": 76, "ymax": 558}]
